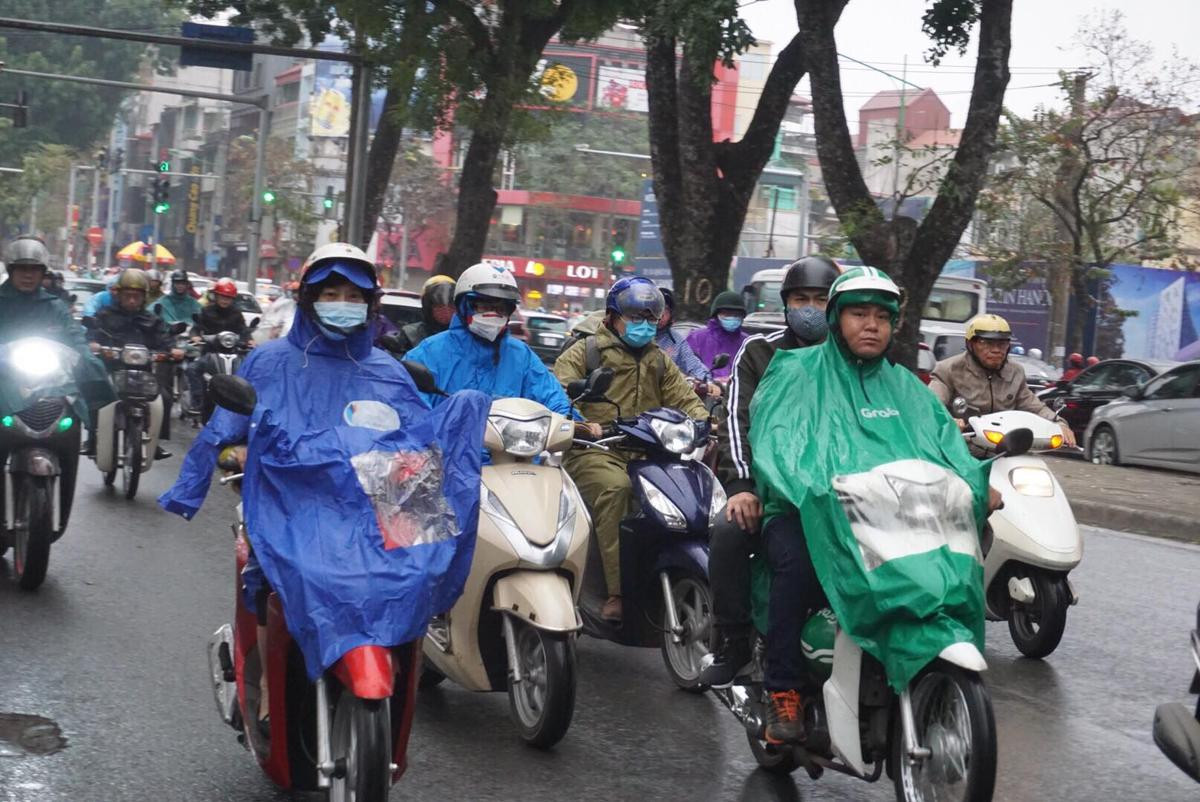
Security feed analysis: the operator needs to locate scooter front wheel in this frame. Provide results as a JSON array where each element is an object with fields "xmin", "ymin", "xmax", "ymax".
[
  {"xmin": 506, "ymin": 620, "xmax": 576, "ymax": 749},
  {"xmin": 13, "ymin": 475, "xmax": 53, "ymax": 590},
  {"xmin": 894, "ymin": 661, "xmax": 996, "ymax": 802},
  {"xmin": 328, "ymin": 694, "xmax": 392, "ymax": 802},
  {"xmin": 660, "ymin": 571, "xmax": 714, "ymax": 692},
  {"xmin": 122, "ymin": 419, "xmax": 142, "ymax": 500},
  {"xmin": 1007, "ymin": 569, "xmax": 1069, "ymax": 659}
]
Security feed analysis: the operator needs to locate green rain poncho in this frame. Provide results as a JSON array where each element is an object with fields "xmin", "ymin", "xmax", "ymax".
[{"xmin": 750, "ymin": 333, "xmax": 991, "ymax": 692}]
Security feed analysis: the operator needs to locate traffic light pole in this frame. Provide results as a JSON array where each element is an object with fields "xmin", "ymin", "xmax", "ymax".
[
  {"xmin": 150, "ymin": 212, "xmax": 161, "ymax": 273},
  {"xmin": 246, "ymin": 106, "xmax": 269, "ymax": 295}
]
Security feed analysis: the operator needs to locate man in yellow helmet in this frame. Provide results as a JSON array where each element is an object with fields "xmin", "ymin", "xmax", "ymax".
[{"xmin": 929, "ymin": 313, "xmax": 1075, "ymax": 447}]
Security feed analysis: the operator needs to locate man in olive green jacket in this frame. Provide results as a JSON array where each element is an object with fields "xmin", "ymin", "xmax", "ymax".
[{"xmin": 554, "ymin": 277, "xmax": 706, "ymax": 624}]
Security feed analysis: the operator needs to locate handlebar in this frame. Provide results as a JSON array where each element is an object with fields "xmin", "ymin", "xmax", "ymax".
[{"xmin": 219, "ymin": 473, "xmax": 244, "ymax": 485}]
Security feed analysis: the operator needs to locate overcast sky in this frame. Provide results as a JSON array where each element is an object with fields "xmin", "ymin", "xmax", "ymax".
[{"xmin": 738, "ymin": 0, "xmax": 1200, "ymax": 127}]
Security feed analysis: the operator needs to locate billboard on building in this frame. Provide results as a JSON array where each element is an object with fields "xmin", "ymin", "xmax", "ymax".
[
  {"xmin": 1105, "ymin": 264, "xmax": 1200, "ymax": 361},
  {"xmin": 596, "ymin": 65, "xmax": 648, "ymax": 113},
  {"xmin": 310, "ymin": 56, "xmax": 389, "ymax": 137},
  {"xmin": 535, "ymin": 55, "xmax": 594, "ymax": 109}
]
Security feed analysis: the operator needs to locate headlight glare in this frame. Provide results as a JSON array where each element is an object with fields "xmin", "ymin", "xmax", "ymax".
[
  {"xmin": 638, "ymin": 475, "xmax": 687, "ymax": 530},
  {"xmin": 492, "ymin": 415, "xmax": 550, "ymax": 457},
  {"xmin": 11, "ymin": 340, "xmax": 62, "ymax": 378},
  {"xmin": 1010, "ymin": 466, "xmax": 1054, "ymax": 497},
  {"xmin": 217, "ymin": 331, "xmax": 240, "ymax": 349},
  {"xmin": 649, "ymin": 418, "xmax": 695, "ymax": 454}
]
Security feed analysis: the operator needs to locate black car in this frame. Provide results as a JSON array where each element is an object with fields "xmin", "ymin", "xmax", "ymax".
[
  {"xmin": 1037, "ymin": 358, "xmax": 1176, "ymax": 440},
  {"xmin": 521, "ymin": 311, "xmax": 570, "ymax": 364}
]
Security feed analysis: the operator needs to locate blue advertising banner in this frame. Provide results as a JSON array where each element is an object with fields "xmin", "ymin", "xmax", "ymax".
[
  {"xmin": 634, "ymin": 178, "xmax": 663, "ymax": 259},
  {"xmin": 1104, "ymin": 264, "xmax": 1200, "ymax": 361}
]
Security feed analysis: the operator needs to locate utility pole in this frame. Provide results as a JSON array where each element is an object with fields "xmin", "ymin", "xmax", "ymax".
[
  {"xmin": 765, "ymin": 186, "xmax": 780, "ymax": 258},
  {"xmin": 64, "ymin": 165, "xmax": 78, "ymax": 269},
  {"xmin": 1047, "ymin": 71, "xmax": 1089, "ymax": 364},
  {"xmin": 893, "ymin": 55, "xmax": 908, "ymax": 199},
  {"xmin": 90, "ymin": 160, "xmax": 102, "ymax": 269}
]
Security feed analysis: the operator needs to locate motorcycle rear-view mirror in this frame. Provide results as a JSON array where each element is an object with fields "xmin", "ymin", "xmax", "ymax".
[
  {"xmin": 81, "ymin": 315, "xmax": 96, "ymax": 329},
  {"xmin": 249, "ymin": 316, "xmax": 260, "ymax": 329},
  {"xmin": 169, "ymin": 321, "xmax": 188, "ymax": 336},
  {"xmin": 712, "ymin": 353, "xmax": 731, "ymax": 371},
  {"xmin": 569, "ymin": 367, "xmax": 614, "ymax": 402},
  {"xmin": 1121, "ymin": 384, "xmax": 1141, "ymax": 400},
  {"xmin": 378, "ymin": 332, "xmax": 406, "ymax": 356},
  {"xmin": 401, "ymin": 360, "xmax": 447, "ymax": 396},
  {"xmin": 210, "ymin": 374, "xmax": 257, "ymax": 416},
  {"xmin": 995, "ymin": 427, "xmax": 1033, "ymax": 457},
  {"xmin": 950, "ymin": 397, "xmax": 970, "ymax": 418}
]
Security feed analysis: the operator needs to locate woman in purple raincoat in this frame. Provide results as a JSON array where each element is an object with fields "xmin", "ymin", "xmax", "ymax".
[{"xmin": 685, "ymin": 290, "xmax": 750, "ymax": 380}]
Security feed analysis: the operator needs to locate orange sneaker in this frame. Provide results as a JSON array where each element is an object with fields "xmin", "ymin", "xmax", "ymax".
[{"xmin": 764, "ymin": 689, "xmax": 805, "ymax": 744}]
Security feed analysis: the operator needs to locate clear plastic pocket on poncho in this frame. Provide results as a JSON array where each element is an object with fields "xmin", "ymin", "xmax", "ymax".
[{"xmin": 351, "ymin": 445, "xmax": 458, "ymax": 550}]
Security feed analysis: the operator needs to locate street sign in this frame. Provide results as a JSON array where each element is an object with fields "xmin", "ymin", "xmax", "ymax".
[
  {"xmin": 86, "ymin": 226, "xmax": 103, "ymax": 247},
  {"xmin": 180, "ymin": 22, "xmax": 254, "ymax": 72}
]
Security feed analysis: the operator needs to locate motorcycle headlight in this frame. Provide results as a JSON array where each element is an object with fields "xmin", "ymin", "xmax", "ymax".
[
  {"xmin": 217, "ymin": 331, "xmax": 240, "ymax": 350},
  {"xmin": 491, "ymin": 415, "xmax": 550, "ymax": 457},
  {"xmin": 708, "ymin": 478, "xmax": 728, "ymax": 529},
  {"xmin": 638, "ymin": 475, "xmax": 687, "ymax": 531},
  {"xmin": 122, "ymin": 345, "xmax": 151, "ymax": 366},
  {"xmin": 649, "ymin": 418, "xmax": 696, "ymax": 455},
  {"xmin": 10, "ymin": 339, "xmax": 62, "ymax": 379},
  {"xmin": 1009, "ymin": 466, "xmax": 1054, "ymax": 497}
]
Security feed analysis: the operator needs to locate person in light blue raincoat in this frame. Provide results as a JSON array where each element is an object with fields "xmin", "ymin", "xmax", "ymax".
[
  {"xmin": 406, "ymin": 262, "xmax": 575, "ymax": 417},
  {"xmin": 159, "ymin": 242, "xmax": 489, "ymax": 737}
]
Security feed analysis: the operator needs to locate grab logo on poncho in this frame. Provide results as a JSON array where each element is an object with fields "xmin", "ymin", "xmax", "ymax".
[{"xmin": 859, "ymin": 407, "xmax": 901, "ymax": 419}]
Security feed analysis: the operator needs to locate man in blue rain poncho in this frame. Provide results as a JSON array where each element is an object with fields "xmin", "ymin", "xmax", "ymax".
[
  {"xmin": 748, "ymin": 266, "xmax": 994, "ymax": 744},
  {"xmin": 159, "ymin": 242, "xmax": 490, "ymax": 738},
  {"xmin": 405, "ymin": 263, "xmax": 577, "ymax": 418}
]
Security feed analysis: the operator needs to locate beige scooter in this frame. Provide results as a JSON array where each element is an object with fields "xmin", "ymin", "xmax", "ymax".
[{"xmin": 420, "ymin": 391, "xmax": 596, "ymax": 749}]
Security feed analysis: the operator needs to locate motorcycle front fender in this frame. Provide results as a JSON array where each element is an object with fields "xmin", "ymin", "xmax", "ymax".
[
  {"xmin": 653, "ymin": 538, "xmax": 709, "ymax": 579},
  {"xmin": 331, "ymin": 645, "xmax": 394, "ymax": 700},
  {"xmin": 492, "ymin": 571, "xmax": 580, "ymax": 632},
  {"xmin": 9, "ymin": 447, "xmax": 61, "ymax": 477},
  {"xmin": 1154, "ymin": 702, "xmax": 1200, "ymax": 782}
]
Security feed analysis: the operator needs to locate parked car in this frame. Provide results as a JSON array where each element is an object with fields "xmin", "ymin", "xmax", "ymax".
[
  {"xmin": 1039, "ymin": 358, "xmax": 1176, "ymax": 441},
  {"xmin": 378, "ymin": 290, "xmax": 422, "ymax": 329},
  {"xmin": 1085, "ymin": 361, "xmax": 1200, "ymax": 474},
  {"xmin": 1010, "ymin": 353, "xmax": 1063, "ymax": 391},
  {"xmin": 521, "ymin": 310, "xmax": 569, "ymax": 363}
]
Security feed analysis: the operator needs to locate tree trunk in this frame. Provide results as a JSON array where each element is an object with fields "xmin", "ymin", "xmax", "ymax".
[
  {"xmin": 438, "ymin": 94, "xmax": 512, "ymax": 277},
  {"xmin": 797, "ymin": 0, "xmax": 1013, "ymax": 368},
  {"xmin": 644, "ymin": 9, "xmax": 832, "ymax": 321},
  {"xmin": 360, "ymin": 84, "xmax": 407, "ymax": 251}
]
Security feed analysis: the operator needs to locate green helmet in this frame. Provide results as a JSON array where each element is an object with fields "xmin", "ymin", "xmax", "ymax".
[{"xmin": 826, "ymin": 265, "xmax": 901, "ymax": 324}]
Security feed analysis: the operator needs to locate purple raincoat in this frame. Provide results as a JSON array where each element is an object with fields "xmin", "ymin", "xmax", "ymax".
[{"xmin": 685, "ymin": 318, "xmax": 749, "ymax": 380}]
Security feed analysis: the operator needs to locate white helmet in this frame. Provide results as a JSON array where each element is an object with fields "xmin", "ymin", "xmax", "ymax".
[
  {"xmin": 300, "ymin": 242, "xmax": 377, "ymax": 291},
  {"xmin": 454, "ymin": 262, "xmax": 520, "ymax": 305}
]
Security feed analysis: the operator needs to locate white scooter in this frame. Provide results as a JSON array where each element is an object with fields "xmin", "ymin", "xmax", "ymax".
[
  {"xmin": 418, "ymin": 371, "xmax": 604, "ymax": 749},
  {"xmin": 955, "ymin": 401, "xmax": 1083, "ymax": 658}
]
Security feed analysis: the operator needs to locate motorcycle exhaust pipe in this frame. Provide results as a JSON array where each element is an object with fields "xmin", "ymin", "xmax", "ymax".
[{"xmin": 315, "ymin": 677, "xmax": 333, "ymax": 788}]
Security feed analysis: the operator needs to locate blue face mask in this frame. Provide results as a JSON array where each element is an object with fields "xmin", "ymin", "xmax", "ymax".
[
  {"xmin": 621, "ymin": 319, "xmax": 657, "ymax": 349},
  {"xmin": 718, "ymin": 315, "xmax": 743, "ymax": 333},
  {"xmin": 313, "ymin": 301, "xmax": 368, "ymax": 332},
  {"xmin": 786, "ymin": 306, "xmax": 829, "ymax": 344}
]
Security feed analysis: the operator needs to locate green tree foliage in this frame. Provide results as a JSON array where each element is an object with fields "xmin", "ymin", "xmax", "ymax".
[
  {"xmin": 0, "ymin": 0, "xmax": 185, "ymax": 237},
  {"xmin": 513, "ymin": 113, "xmax": 649, "ymax": 200},
  {"xmin": 223, "ymin": 135, "xmax": 318, "ymax": 260},
  {"xmin": 185, "ymin": 0, "xmax": 628, "ymax": 272}
]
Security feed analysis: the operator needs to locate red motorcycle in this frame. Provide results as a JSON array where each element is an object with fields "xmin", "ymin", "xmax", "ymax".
[{"xmin": 204, "ymin": 380, "xmax": 421, "ymax": 801}]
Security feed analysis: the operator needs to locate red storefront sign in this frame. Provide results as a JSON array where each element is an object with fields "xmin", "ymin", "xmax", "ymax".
[{"xmin": 481, "ymin": 255, "xmax": 608, "ymax": 285}]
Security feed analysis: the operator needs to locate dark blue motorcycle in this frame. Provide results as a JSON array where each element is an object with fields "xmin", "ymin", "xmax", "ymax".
[{"xmin": 574, "ymin": 400, "xmax": 725, "ymax": 692}]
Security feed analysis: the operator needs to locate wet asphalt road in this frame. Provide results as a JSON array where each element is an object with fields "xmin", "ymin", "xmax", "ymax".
[{"xmin": 1, "ymin": 433, "xmax": 1198, "ymax": 802}]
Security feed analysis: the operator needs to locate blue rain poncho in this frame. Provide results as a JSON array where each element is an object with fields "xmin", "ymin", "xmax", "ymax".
[
  {"xmin": 160, "ymin": 309, "xmax": 489, "ymax": 678},
  {"xmin": 406, "ymin": 315, "xmax": 574, "ymax": 415}
]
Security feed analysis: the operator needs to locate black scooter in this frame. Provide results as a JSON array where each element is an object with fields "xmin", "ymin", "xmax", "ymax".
[{"xmin": 1154, "ymin": 600, "xmax": 1200, "ymax": 783}]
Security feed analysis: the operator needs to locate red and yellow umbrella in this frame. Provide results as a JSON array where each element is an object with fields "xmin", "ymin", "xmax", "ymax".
[{"xmin": 115, "ymin": 241, "xmax": 176, "ymax": 266}]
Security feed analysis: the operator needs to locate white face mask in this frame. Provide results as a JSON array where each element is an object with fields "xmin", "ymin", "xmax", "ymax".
[{"xmin": 468, "ymin": 312, "xmax": 508, "ymax": 342}]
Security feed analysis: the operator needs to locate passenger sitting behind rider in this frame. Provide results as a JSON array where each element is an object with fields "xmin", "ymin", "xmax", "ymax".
[{"xmin": 554, "ymin": 277, "xmax": 708, "ymax": 624}]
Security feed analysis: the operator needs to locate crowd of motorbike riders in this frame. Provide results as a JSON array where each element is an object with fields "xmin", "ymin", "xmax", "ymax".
[{"xmin": 1, "ymin": 233, "xmax": 1078, "ymax": 752}]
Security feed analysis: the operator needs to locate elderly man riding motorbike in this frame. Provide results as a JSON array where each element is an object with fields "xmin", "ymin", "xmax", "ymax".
[
  {"xmin": 554, "ymin": 276, "xmax": 708, "ymax": 624},
  {"xmin": 928, "ymin": 313, "xmax": 1075, "ymax": 449}
]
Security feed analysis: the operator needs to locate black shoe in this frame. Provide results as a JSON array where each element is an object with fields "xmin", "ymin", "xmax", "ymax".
[
  {"xmin": 82, "ymin": 439, "xmax": 96, "ymax": 457},
  {"xmin": 154, "ymin": 446, "xmax": 173, "ymax": 460},
  {"xmin": 698, "ymin": 636, "xmax": 753, "ymax": 688}
]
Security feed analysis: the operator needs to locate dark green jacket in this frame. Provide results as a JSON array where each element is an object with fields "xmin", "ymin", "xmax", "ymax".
[{"xmin": 0, "ymin": 280, "xmax": 116, "ymax": 414}]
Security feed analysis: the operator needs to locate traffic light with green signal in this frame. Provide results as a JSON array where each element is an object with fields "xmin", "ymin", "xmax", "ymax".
[
  {"xmin": 262, "ymin": 189, "xmax": 277, "ymax": 205},
  {"xmin": 609, "ymin": 245, "xmax": 627, "ymax": 271},
  {"xmin": 323, "ymin": 185, "xmax": 335, "ymax": 218},
  {"xmin": 152, "ymin": 177, "xmax": 170, "ymax": 214},
  {"xmin": 157, "ymin": 159, "xmax": 170, "ymax": 173}
]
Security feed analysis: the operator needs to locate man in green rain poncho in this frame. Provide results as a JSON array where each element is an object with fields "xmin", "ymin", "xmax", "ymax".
[{"xmin": 748, "ymin": 266, "xmax": 994, "ymax": 745}]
